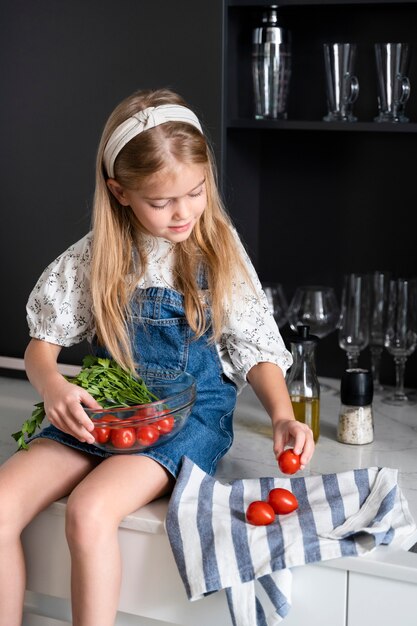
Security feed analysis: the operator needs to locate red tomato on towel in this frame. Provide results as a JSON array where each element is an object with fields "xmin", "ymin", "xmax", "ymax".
[
  {"xmin": 267, "ymin": 488, "xmax": 298, "ymax": 515},
  {"xmin": 246, "ymin": 501, "xmax": 275, "ymax": 526}
]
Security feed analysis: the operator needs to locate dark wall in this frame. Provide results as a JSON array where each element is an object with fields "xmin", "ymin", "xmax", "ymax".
[{"xmin": 0, "ymin": 0, "xmax": 222, "ymax": 365}]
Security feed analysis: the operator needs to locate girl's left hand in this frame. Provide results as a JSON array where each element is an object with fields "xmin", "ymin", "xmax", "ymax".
[{"xmin": 272, "ymin": 419, "xmax": 315, "ymax": 470}]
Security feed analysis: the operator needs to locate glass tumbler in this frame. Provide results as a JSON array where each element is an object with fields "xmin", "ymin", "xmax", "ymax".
[
  {"xmin": 323, "ymin": 43, "xmax": 359, "ymax": 122},
  {"xmin": 374, "ymin": 43, "xmax": 411, "ymax": 123}
]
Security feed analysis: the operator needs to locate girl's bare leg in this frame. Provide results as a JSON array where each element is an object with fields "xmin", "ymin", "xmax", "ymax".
[
  {"xmin": 0, "ymin": 439, "xmax": 99, "ymax": 626},
  {"xmin": 65, "ymin": 455, "xmax": 173, "ymax": 626}
]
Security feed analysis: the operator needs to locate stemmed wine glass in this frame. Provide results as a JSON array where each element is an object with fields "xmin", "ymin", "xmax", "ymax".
[
  {"xmin": 287, "ymin": 286, "xmax": 340, "ymax": 391},
  {"xmin": 368, "ymin": 271, "xmax": 391, "ymax": 392},
  {"xmin": 288, "ymin": 285, "xmax": 340, "ymax": 338},
  {"xmin": 262, "ymin": 282, "xmax": 289, "ymax": 328},
  {"xmin": 338, "ymin": 273, "xmax": 370, "ymax": 369},
  {"xmin": 383, "ymin": 278, "xmax": 417, "ymax": 405}
]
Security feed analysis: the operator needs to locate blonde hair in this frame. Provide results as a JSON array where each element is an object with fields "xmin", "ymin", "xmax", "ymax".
[{"xmin": 91, "ymin": 88, "xmax": 253, "ymax": 373}]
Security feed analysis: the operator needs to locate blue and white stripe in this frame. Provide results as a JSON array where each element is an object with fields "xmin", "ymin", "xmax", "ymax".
[{"xmin": 166, "ymin": 457, "xmax": 416, "ymax": 626}]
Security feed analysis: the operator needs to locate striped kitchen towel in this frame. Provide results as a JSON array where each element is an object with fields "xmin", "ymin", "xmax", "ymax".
[{"xmin": 166, "ymin": 457, "xmax": 416, "ymax": 626}]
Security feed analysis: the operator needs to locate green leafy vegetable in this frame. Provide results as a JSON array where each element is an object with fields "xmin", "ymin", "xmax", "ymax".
[
  {"xmin": 12, "ymin": 356, "xmax": 158, "ymax": 451},
  {"xmin": 12, "ymin": 402, "xmax": 45, "ymax": 452}
]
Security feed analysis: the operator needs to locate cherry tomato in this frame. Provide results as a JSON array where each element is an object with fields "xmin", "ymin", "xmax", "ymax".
[
  {"xmin": 136, "ymin": 425, "xmax": 160, "ymax": 446},
  {"xmin": 132, "ymin": 406, "xmax": 157, "ymax": 419},
  {"xmin": 267, "ymin": 488, "xmax": 299, "ymax": 515},
  {"xmin": 111, "ymin": 427, "xmax": 136, "ymax": 449},
  {"xmin": 92, "ymin": 426, "xmax": 111, "ymax": 444},
  {"xmin": 100, "ymin": 413, "xmax": 118, "ymax": 421},
  {"xmin": 278, "ymin": 449, "xmax": 301, "ymax": 475},
  {"xmin": 246, "ymin": 501, "xmax": 275, "ymax": 526},
  {"xmin": 155, "ymin": 415, "xmax": 175, "ymax": 434}
]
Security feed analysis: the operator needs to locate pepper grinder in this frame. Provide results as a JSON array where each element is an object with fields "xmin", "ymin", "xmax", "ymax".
[
  {"xmin": 286, "ymin": 324, "xmax": 320, "ymax": 442},
  {"xmin": 338, "ymin": 368, "xmax": 374, "ymax": 445}
]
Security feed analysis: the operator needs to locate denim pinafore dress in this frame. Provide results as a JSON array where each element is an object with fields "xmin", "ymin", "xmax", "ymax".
[{"xmin": 30, "ymin": 285, "xmax": 237, "ymax": 478}]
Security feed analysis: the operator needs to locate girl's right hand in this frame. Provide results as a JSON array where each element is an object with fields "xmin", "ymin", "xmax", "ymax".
[{"xmin": 42, "ymin": 374, "xmax": 102, "ymax": 444}]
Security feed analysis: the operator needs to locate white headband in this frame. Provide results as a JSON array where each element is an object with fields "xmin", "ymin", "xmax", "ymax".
[{"xmin": 103, "ymin": 103, "xmax": 203, "ymax": 178}]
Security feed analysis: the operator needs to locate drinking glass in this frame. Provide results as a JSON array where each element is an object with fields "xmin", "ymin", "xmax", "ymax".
[
  {"xmin": 368, "ymin": 271, "xmax": 391, "ymax": 392},
  {"xmin": 323, "ymin": 43, "xmax": 359, "ymax": 122},
  {"xmin": 374, "ymin": 43, "xmax": 411, "ymax": 123},
  {"xmin": 288, "ymin": 286, "xmax": 340, "ymax": 338},
  {"xmin": 262, "ymin": 282, "xmax": 288, "ymax": 328},
  {"xmin": 383, "ymin": 278, "xmax": 417, "ymax": 405},
  {"xmin": 287, "ymin": 286, "xmax": 340, "ymax": 392},
  {"xmin": 338, "ymin": 274, "xmax": 370, "ymax": 369}
]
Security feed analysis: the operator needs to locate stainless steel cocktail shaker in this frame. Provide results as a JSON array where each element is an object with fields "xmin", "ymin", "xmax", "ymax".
[{"xmin": 252, "ymin": 5, "xmax": 291, "ymax": 119}]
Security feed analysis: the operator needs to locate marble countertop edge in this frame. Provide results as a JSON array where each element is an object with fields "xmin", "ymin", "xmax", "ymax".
[{"xmin": 2, "ymin": 374, "xmax": 417, "ymax": 581}]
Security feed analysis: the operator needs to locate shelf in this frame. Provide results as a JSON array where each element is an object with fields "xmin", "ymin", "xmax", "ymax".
[
  {"xmin": 227, "ymin": 0, "xmax": 417, "ymax": 6},
  {"xmin": 227, "ymin": 119, "xmax": 417, "ymax": 132},
  {"xmin": 224, "ymin": 0, "xmax": 417, "ymax": 388}
]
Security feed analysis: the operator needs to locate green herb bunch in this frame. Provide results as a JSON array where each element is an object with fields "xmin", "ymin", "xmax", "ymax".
[{"xmin": 12, "ymin": 355, "xmax": 158, "ymax": 451}]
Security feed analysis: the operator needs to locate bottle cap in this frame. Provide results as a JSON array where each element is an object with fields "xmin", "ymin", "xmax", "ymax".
[
  {"xmin": 289, "ymin": 324, "xmax": 319, "ymax": 344},
  {"xmin": 340, "ymin": 368, "xmax": 373, "ymax": 406}
]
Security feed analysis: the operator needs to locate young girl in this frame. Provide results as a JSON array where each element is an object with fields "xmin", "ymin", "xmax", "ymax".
[{"xmin": 0, "ymin": 88, "xmax": 315, "ymax": 626}]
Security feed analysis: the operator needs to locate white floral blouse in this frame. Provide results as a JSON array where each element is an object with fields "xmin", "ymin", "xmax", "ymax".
[{"xmin": 26, "ymin": 232, "xmax": 292, "ymax": 391}]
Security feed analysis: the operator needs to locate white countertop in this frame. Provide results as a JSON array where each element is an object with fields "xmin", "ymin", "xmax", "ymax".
[{"xmin": 1, "ymin": 374, "xmax": 417, "ymax": 583}]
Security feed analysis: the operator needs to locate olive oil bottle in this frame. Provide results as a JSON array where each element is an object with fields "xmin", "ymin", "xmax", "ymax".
[
  {"xmin": 286, "ymin": 325, "xmax": 320, "ymax": 442},
  {"xmin": 290, "ymin": 395, "xmax": 320, "ymax": 442}
]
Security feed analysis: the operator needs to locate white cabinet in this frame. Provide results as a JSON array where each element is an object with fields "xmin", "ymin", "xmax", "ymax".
[
  {"xmin": 22, "ymin": 504, "xmax": 232, "ymax": 626},
  {"xmin": 20, "ymin": 503, "xmax": 417, "ymax": 626},
  {"xmin": 348, "ymin": 572, "xmax": 417, "ymax": 626},
  {"xmin": 284, "ymin": 565, "xmax": 347, "ymax": 626},
  {"xmin": 22, "ymin": 503, "xmax": 348, "ymax": 626}
]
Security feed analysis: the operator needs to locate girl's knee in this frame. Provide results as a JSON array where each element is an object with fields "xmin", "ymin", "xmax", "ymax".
[
  {"xmin": 0, "ymin": 493, "xmax": 25, "ymax": 539},
  {"xmin": 65, "ymin": 492, "xmax": 118, "ymax": 550}
]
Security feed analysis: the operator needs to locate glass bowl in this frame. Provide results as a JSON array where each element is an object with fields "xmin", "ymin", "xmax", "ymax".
[{"xmin": 85, "ymin": 371, "xmax": 196, "ymax": 454}]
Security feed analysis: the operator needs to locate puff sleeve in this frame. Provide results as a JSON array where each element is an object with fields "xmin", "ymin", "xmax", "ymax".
[
  {"xmin": 26, "ymin": 233, "xmax": 95, "ymax": 347},
  {"xmin": 217, "ymin": 233, "xmax": 292, "ymax": 391}
]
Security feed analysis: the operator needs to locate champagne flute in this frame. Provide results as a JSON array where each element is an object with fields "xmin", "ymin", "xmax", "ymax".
[
  {"xmin": 338, "ymin": 273, "xmax": 370, "ymax": 369},
  {"xmin": 368, "ymin": 270, "xmax": 391, "ymax": 392},
  {"xmin": 383, "ymin": 278, "xmax": 417, "ymax": 405},
  {"xmin": 262, "ymin": 282, "xmax": 288, "ymax": 328},
  {"xmin": 287, "ymin": 286, "xmax": 340, "ymax": 392}
]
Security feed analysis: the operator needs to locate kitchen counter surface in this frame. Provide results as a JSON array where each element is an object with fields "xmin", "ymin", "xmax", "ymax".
[
  {"xmin": 217, "ymin": 377, "xmax": 417, "ymax": 585},
  {"xmin": 1, "ymin": 374, "xmax": 417, "ymax": 585}
]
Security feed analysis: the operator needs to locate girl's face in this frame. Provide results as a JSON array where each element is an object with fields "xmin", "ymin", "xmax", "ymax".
[{"xmin": 108, "ymin": 162, "xmax": 207, "ymax": 243}]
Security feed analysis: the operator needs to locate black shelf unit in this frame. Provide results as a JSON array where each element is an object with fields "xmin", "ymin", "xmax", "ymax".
[
  {"xmin": 228, "ymin": 0, "xmax": 417, "ymax": 6},
  {"xmin": 229, "ymin": 119, "xmax": 417, "ymax": 132},
  {"xmin": 222, "ymin": 0, "xmax": 417, "ymax": 384}
]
